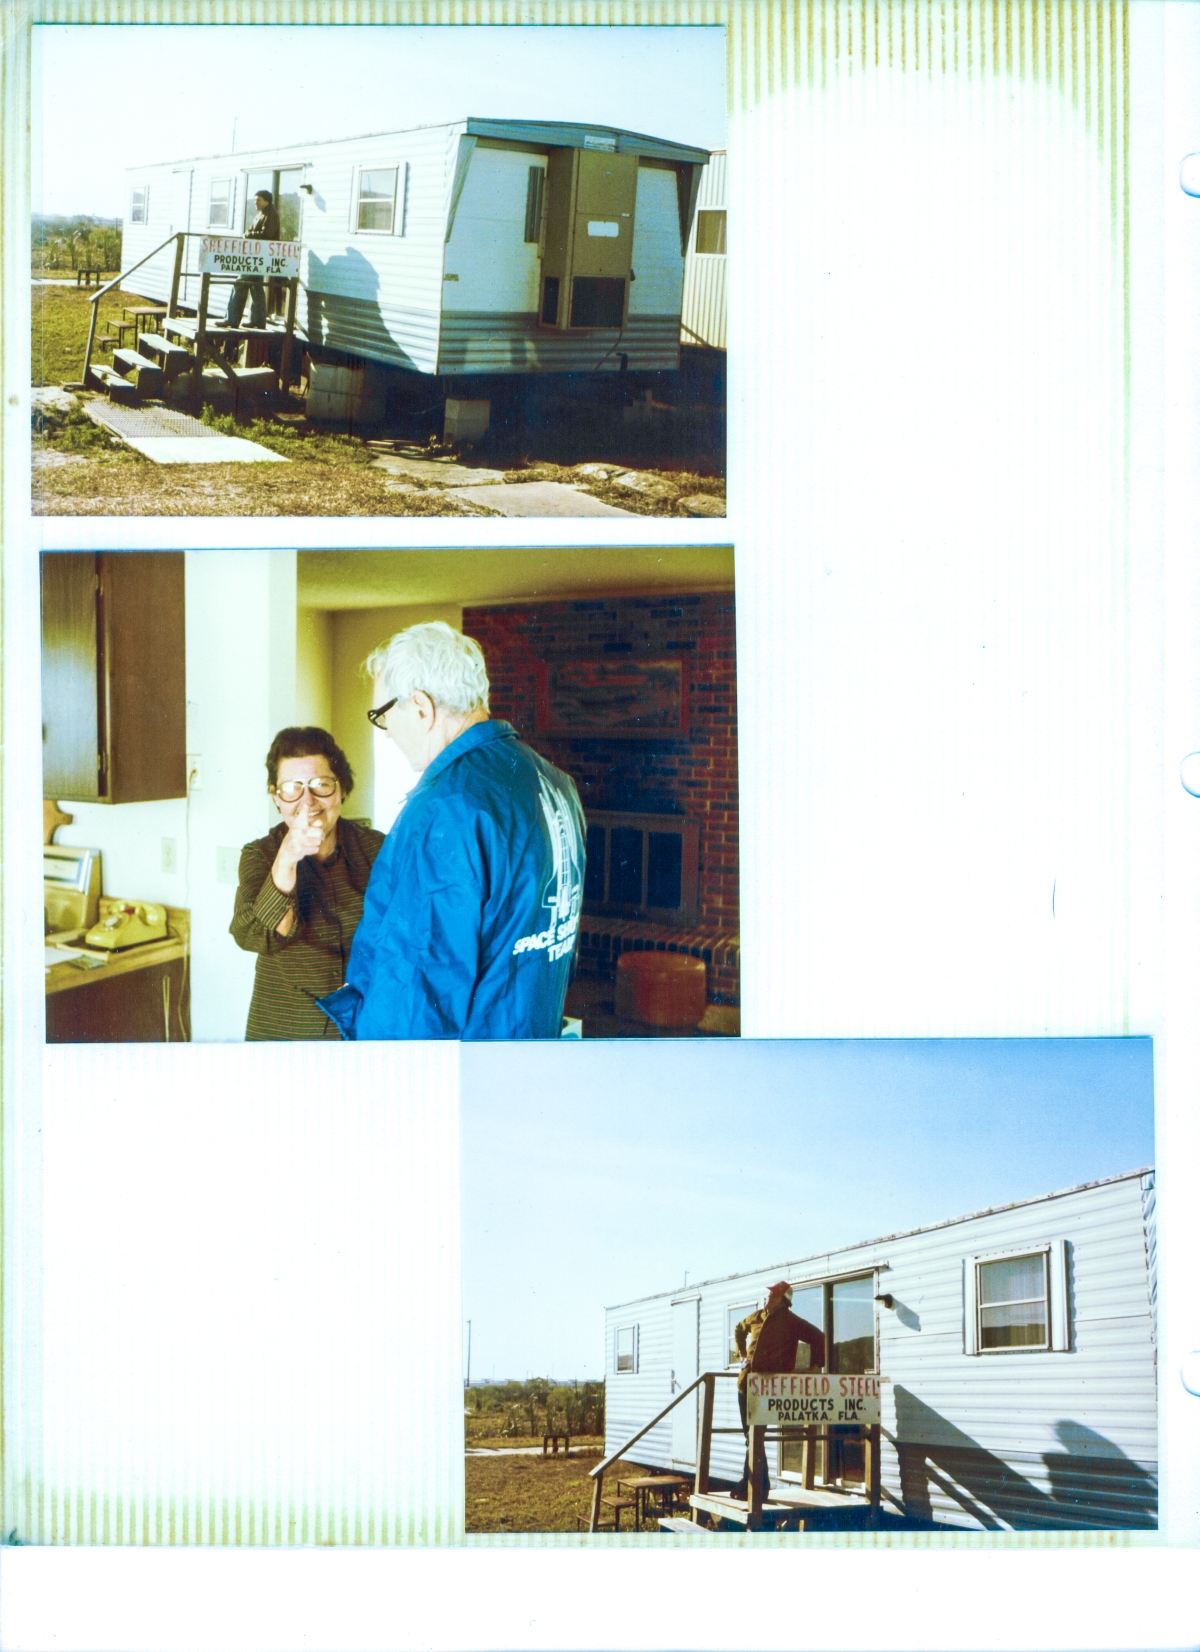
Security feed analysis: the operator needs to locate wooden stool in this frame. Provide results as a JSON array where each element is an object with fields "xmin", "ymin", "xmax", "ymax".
[{"xmin": 600, "ymin": 1495, "xmax": 637, "ymax": 1532}]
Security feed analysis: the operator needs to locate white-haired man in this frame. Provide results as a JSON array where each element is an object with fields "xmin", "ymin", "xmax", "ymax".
[{"xmin": 317, "ymin": 622, "xmax": 586, "ymax": 1040}]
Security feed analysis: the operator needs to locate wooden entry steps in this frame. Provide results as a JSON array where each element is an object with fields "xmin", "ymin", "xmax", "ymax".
[
  {"xmin": 589, "ymin": 1372, "xmax": 884, "ymax": 1535},
  {"xmin": 690, "ymin": 1491, "xmax": 812, "ymax": 1531},
  {"xmin": 139, "ymin": 333, "xmax": 194, "ymax": 381},
  {"xmin": 657, "ymin": 1516, "xmax": 712, "ymax": 1534},
  {"xmin": 80, "ymin": 233, "xmax": 299, "ymax": 410},
  {"xmin": 690, "ymin": 1484, "xmax": 868, "ymax": 1531},
  {"xmin": 112, "ymin": 349, "xmax": 164, "ymax": 397}
]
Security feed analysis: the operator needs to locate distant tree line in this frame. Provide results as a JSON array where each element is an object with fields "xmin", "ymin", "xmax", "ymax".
[
  {"xmin": 465, "ymin": 1378, "xmax": 604, "ymax": 1438},
  {"xmin": 33, "ymin": 216, "xmax": 122, "ymax": 274}
]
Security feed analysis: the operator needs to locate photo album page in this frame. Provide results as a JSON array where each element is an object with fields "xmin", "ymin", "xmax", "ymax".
[{"xmin": 1, "ymin": 3, "xmax": 1197, "ymax": 1650}]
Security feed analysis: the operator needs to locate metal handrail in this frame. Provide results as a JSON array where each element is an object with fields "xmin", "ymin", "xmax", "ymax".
[
  {"xmin": 589, "ymin": 1370, "xmax": 735, "ymax": 1482},
  {"xmin": 81, "ymin": 232, "xmax": 182, "ymax": 386},
  {"xmin": 586, "ymin": 1369, "xmax": 737, "ymax": 1532}
]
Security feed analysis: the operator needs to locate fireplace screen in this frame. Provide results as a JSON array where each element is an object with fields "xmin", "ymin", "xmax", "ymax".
[{"xmin": 582, "ymin": 811, "xmax": 699, "ymax": 928}]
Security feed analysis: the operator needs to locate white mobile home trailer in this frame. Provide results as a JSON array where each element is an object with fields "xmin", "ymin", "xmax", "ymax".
[
  {"xmin": 120, "ymin": 119, "xmax": 710, "ymax": 380},
  {"xmin": 605, "ymin": 1169, "xmax": 1157, "ymax": 1530},
  {"xmin": 681, "ymin": 150, "xmax": 726, "ymax": 351}
]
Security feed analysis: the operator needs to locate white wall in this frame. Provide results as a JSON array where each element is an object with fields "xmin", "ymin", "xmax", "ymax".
[
  {"xmin": 443, "ymin": 146, "xmax": 543, "ymax": 314},
  {"xmin": 295, "ymin": 606, "xmax": 333, "ymax": 730},
  {"xmin": 185, "ymin": 552, "xmax": 296, "ymax": 1042},
  {"xmin": 53, "ymin": 797, "xmax": 190, "ymax": 912}
]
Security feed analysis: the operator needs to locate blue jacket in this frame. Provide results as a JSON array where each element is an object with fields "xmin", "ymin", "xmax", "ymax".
[{"xmin": 318, "ymin": 721, "xmax": 586, "ymax": 1041}]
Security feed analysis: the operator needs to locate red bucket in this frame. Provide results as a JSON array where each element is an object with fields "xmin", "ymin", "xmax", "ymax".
[{"xmin": 615, "ymin": 950, "xmax": 707, "ymax": 1028}]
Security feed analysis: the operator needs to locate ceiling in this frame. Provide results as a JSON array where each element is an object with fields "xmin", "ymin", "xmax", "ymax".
[{"xmin": 296, "ymin": 544, "xmax": 735, "ymax": 610}]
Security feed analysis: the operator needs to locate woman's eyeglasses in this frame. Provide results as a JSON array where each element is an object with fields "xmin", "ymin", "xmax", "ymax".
[
  {"xmin": 272, "ymin": 776, "xmax": 339, "ymax": 803},
  {"xmin": 367, "ymin": 698, "xmax": 398, "ymax": 729}
]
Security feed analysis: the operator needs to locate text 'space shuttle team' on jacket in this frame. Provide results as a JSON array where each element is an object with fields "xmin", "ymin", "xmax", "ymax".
[{"xmin": 318, "ymin": 721, "xmax": 586, "ymax": 1040}]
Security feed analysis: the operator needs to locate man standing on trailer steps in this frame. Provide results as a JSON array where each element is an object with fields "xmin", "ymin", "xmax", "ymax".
[
  {"xmin": 732, "ymin": 1282, "xmax": 826, "ymax": 1501},
  {"xmin": 221, "ymin": 188, "xmax": 280, "ymax": 334}
]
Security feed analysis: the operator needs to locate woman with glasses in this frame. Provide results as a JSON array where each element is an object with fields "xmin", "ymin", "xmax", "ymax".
[{"xmin": 230, "ymin": 727, "xmax": 385, "ymax": 1040}]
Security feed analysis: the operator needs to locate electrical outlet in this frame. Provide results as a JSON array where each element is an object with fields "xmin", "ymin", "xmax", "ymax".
[
  {"xmin": 187, "ymin": 753, "xmax": 203, "ymax": 792},
  {"xmin": 161, "ymin": 837, "xmax": 178, "ymax": 874},
  {"xmin": 216, "ymin": 847, "xmax": 240, "ymax": 886}
]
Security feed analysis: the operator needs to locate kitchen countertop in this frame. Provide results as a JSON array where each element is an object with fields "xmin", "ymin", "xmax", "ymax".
[{"xmin": 45, "ymin": 907, "xmax": 190, "ymax": 996}]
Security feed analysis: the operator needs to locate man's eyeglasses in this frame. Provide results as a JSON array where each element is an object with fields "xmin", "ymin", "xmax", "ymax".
[
  {"xmin": 272, "ymin": 776, "xmax": 339, "ymax": 803},
  {"xmin": 367, "ymin": 698, "xmax": 398, "ymax": 729}
]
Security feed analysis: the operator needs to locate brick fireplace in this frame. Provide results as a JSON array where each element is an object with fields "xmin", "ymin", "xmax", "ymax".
[{"xmin": 462, "ymin": 591, "xmax": 739, "ymax": 1005}]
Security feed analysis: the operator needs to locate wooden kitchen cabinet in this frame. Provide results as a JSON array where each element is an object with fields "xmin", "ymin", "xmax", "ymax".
[
  {"xmin": 45, "ymin": 956, "xmax": 190, "ymax": 1043},
  {"xmin": 41, "ymin": 552, "xmax": 186, "ymax": 803}
]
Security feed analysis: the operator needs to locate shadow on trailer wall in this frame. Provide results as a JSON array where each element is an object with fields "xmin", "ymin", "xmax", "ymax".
[{"xmin": 892, "ymin": 1390, "xmax": 1158, "ymax": 1531}]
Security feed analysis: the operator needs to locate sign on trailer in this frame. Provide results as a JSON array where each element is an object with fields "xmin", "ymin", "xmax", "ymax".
[
  {"xmin": 199, "ymin": 239, "xmax": 301, "ymax": 280},
  {"xmin": 746, "ymin": 1372, "xmax": 882, "ymax": 1428}
]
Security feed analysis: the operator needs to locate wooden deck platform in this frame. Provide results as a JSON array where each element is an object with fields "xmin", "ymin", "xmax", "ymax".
[
  {"xmin": 163, "ymin": 318, "xmax": 289, "ymax": 342},
  {"xmin": 690, "ymin": 1486, "xmax": 870, "ymax": 1530}
]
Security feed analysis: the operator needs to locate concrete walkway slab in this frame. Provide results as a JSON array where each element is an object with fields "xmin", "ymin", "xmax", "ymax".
[
  {"xmin": 123, "ymin": 435, "xmax": 288, "ymax": 464},
  {"xmin": 370, "ymin": 453, "xmax": 507, "ymax": 487},
  {"xmin": 84, "ymin": 398, "xmax": 287, "ymax": 463},
  {"xmin": 452, "ymin": 481, "xmax": 636, "ymax": 517}
]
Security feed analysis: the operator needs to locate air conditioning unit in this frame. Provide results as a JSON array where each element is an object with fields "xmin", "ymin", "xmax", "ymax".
[{"xmin": 539, "ymin": 148, "xmax": 637, "ymax": 330}]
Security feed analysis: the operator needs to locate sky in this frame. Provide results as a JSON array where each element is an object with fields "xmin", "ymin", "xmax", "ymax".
[
  {"xmin": 461, "ymin": 1037, "xmax": 1154, "ymax": 1382},
  {"xmin": 31, "ymin": 24, "xmax": 726, "ymax": 219}
]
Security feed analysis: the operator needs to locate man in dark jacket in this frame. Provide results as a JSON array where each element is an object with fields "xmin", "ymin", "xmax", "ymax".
[
  {"xmin": 223, "ymin": 189, "xmax": 280, "ymax": 331},
  {"xmin": 318, "ymin": 622, "xmax": 586, "ymax": 1041},
  {"xmin": 732, "ymin": 1282, "xmax": 826, "ymax": 1500}
]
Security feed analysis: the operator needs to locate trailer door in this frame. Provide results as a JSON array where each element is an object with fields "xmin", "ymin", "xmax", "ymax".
[
  {"xmin": 670, "ymin": 1297, "xmax": 700, "ymax": 1466},
  {"xmin": 169, "ymin": 170, "xmax": 194, "ymax": 305}
]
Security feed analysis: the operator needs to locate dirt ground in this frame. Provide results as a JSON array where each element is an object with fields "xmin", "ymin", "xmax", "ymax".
[{"xmin": 466, "ymin": 1453, "xmax": 654, "ymax": 1535}]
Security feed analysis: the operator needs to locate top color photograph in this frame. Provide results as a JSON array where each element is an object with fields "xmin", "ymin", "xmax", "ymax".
[{"xmin": 30, "ymin": 25, "xmax": 727, "ymax": 521}]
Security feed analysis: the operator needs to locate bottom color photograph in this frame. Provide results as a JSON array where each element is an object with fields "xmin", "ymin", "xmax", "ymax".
[{"xmin": 461, "ymin": 1038, "xmax": 1156, "ymax": 1536}]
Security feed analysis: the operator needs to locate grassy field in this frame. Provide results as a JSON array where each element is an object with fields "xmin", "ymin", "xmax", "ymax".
[
  {"xmin": 466, "ymin": 1454, "xmax": 658, "ymax": 1535},
  {"xmin": 32, "ymin": 282, "xmax": 145, "ymax": 387}
]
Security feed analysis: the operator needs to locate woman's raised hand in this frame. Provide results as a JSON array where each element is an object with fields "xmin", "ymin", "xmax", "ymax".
[
  {"xmin": 289, "ymin": 805, "xmax": 325, "ymax": 862},
  {"xmin": 272, "ymin": 805, "xmax": 325, "ymax": 894}
]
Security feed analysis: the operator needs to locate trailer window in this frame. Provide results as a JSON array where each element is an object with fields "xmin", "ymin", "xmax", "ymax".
[
  {"xmin": 615, "ymin": 1325, "xmax": 638, "ymax": 1374},
  {"xmin": 726, "ymin": 1302, "xmax": 757, "ymax": 1365},
  {"xmin": 831, "ymin": 1276, "xmax": 875, "ymax": 1373},
  {"xmin": 130, "ymin": 187, "xmax": 148, "ymax": 225},
  {"xmin": 356, "ymin": 166, "xmax": 404, "ymax": 235},
  {"xmin": 208, "ymin": 179, "xmax": 233, "ymax": 230},
  {"xmin": 695, "ymin": 209, "xmax": 726, "ymax": 255},
  {"xmin": 977, "ymin": 1252, "xmax": 1049, "ymax": 1350}
]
